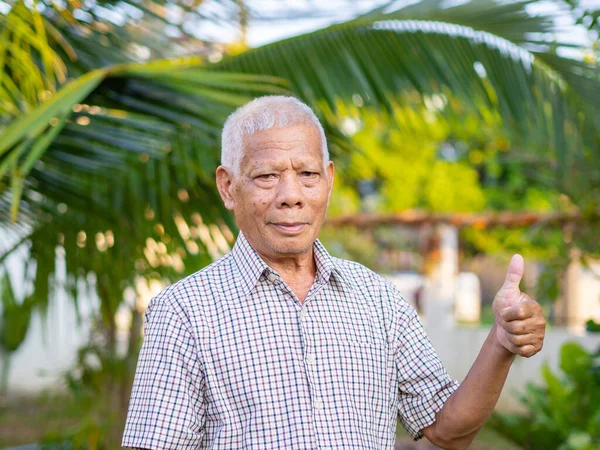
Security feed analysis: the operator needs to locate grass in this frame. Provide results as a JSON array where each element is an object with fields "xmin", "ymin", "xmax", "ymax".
[
  {"xmin": 2, "ymin": 392, "xmax": 519, "ymax": 449},
  {"xmin": 0, "ymin": 392, "xmax": 79, "ymax": 448}
]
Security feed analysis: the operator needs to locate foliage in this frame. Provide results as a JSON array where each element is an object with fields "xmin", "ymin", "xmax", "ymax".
[
  {"xmin": 0, "ymin": 271, "xmax": 31, "ymax": 353},
  {"xmin": 322, "ymin": 102, "xmax": 568, "ymax": 297},
  {"xmin": 328, "ymin": 104, "xmax": 487, "ymax": 214},
  {"xmin": 40, "ymin": 333, "xmax": 136, "ymax": 449},
  {"xmin": 489, "ymin": 341, "xmax": 600, "ymax": 450},
  {"xmin": 0, "ymin": 271, "xmax": 33, "ymax": 392},
  {"xmin": 1, "ymin": 0, "xmax": 597, "ymax": 272},
  {"xmin": 1, "ymin": 0, "xmax": 600, "ymax": 444},
  {"xmin": 587, "ymin": 319, "xmax": 600, "ymax": 333}
]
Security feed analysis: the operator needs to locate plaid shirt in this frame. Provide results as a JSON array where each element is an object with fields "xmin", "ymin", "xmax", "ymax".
[{"xmin": 122, "ymin": 232, "xmax": 458, "ymax": 449}]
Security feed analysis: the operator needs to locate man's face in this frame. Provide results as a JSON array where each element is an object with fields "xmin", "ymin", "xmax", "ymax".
[{"xmin": 216, "ymin": 123, "xmax": 334, "ymax": 260}]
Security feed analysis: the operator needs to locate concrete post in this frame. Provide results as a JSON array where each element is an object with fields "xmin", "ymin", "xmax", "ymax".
[{"xmin": 422, "ymin": 223, "xmax": 458, "ymax": 330}]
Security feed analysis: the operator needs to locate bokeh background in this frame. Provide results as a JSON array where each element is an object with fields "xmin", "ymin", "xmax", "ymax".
[{"xmin": 1, "ymin": 0, "xmax": 600, "ymax": 448}]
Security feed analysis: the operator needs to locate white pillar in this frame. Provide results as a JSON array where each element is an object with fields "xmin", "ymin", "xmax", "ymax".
[
  {"xmin": 455, "ymin": 272, "xmax": 481, "ymax": 324},
  {"xmin": 423, "ymin": 223, "xmax": 458, "ymax": 330}
]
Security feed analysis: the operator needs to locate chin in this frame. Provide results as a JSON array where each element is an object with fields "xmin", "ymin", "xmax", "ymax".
[{"xmin": 267, "ymin": 237, "xmax": 314, "ymax": 255}]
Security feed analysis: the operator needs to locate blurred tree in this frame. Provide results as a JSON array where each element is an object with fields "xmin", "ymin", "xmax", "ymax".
[
  {"xmin": 329, "ymin": 104, "xmax": 487, "ymax": 214},
  {"xmin": 320, "ymin": 101, "xmax": 566, "ymax": 277},
  {"xmin": 0, "ymin": 271, "xmax": 33, "ymax": 394},
  {"xmin": 1, "ymin": 0, "xmax": 600, "ymax": 446}
]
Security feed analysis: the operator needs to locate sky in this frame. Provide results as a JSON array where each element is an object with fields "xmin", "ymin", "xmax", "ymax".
[
  {"xmin": 194, "ymin": 0, "xmax": 400, "ymax": 47},
  {"xmin": 190, "ymin": 0, "xmax": 598, "ymax": 59}
]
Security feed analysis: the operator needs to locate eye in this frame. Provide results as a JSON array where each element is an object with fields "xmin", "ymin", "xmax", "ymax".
[
  {"xmin": 301, "ymin": 171, "xmax": 318, "ymax": 177},
  {"xmin": 257, "ymin": 173, "xmax": 276, "ymax": 180}
]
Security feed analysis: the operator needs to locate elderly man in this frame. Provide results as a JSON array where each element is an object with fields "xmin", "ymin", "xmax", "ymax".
[{"xmin": 122, "ymin": 96, "xmax": 546, "ymax": 450}]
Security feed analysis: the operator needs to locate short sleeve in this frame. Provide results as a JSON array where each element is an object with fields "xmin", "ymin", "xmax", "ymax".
[
  {"xmin": 390, "ymin": 292, "xmax": 459, "ymax": 440},
  {"xmin": 122, "ymin": 296, "xmax": 206, "ymax": 449}
]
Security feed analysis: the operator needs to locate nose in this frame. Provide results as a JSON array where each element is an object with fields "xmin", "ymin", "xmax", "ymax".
[{"xmin": 275, "ymin": 172, "xmax": 304, "ymax": 208}]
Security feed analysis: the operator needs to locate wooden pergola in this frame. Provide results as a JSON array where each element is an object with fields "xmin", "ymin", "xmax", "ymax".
[
  {"xmin": 326, "ymin": 209, "xmax": 598, "ymax": 328},
  {"xmin": 327, "ymin": 210, "xmax": 591, "ymax": 229}
]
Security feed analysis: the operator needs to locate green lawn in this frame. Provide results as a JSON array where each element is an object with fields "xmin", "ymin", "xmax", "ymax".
[
  {"xmin": 0, "ymin": 393, "xmax": 79, "ymax": 448},
  {"xmin": 1, "ymin": 393, "xmax": 519, "ymax": 449}
]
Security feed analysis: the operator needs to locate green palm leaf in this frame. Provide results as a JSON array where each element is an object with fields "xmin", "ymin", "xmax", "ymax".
[
  {"xmin": 1, "ymin": 0, "xmax": 600, "ymax": 351},
  {"xmin": 0, "ymin": 59, "xmax": 287, "ymax": 223},
  {"xmin": 212, "ymin": 0, "xmax": 599, "ymax": 205}
]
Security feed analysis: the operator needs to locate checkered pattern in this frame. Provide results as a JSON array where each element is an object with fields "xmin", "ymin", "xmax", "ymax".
[{"xmin": 122, "ymin": 232, "xmax": 459, "ymax": 449}]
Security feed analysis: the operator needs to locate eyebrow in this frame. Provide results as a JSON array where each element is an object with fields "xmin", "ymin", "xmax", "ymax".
[{"xmin": 248, "ymin": 163, "xmax": 285, "ymax": 174}]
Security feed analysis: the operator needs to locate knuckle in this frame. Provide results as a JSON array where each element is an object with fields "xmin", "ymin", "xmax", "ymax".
[{"xmin": 520, "ymin": 347, "xmax": 534, "ymax": 358}]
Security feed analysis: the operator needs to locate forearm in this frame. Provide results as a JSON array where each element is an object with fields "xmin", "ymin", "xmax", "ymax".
[{"xmin": 425, "ymin": 324, "xmax": 515, "ymax": 449}]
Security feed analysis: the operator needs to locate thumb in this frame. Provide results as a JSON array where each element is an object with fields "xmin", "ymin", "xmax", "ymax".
[{"xmin": 501, "ymin": 254, "xmax": 524, "ymax": 291}]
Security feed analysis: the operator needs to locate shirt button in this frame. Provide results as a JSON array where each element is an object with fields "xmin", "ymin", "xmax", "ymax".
[
  {"xmin": 267, "ymin": 273, "xmax": 278, "ymax": 282},
  {"xmin": 314, "ymin": 399, "xmax": 323, "ymax": 410},
  {"xmin": 300, "ymin": 308, "xmax": 308, "ymax": 318},
  {"xmin": 306, "ymin": 354, "xmax": 316, "ymax": 364}
]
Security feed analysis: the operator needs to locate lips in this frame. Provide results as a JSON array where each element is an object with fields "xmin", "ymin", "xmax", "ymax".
[{"xmin": 272, "ymin": 222, "xmax": 307, "ymax": 233}]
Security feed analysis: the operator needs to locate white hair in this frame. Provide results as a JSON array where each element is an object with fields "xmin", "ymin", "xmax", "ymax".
[{"xmin": 221, "ymin": 95, "xmax": 329, "ymax": 175}]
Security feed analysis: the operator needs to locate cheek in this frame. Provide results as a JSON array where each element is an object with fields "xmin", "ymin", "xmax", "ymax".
[
  {"xmin": 247, "ymin": 193, "xmax": 272, "ymax": 215},
  {"xmin": 239, "ymin": 181, "xmax": 271, "ymax": 210},
  {"xmin": 308, "ymin": 185, "xmax": 330, "ymax": 206}
]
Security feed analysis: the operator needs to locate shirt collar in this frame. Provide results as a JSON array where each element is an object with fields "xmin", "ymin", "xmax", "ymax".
[
  {"xmin": 313, "ymin": 237, "xmax": 337, "ymax": 285},
  {"xmin": 230, "ymin": 231, "xmax": 339, "ymax": 298}
]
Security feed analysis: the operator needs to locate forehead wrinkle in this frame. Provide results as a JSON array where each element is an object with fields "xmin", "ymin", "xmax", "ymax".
[
  {"xmin": 291, "ymin": 155, "xmax": 322, "ymax": 169},
  {"xmin": 242, "ymin": 138, "xmax": 306, "ymax": 164},
  {"xmin": 251, "ymin": 138, "xmax": 306, "ymax": 152},
  {"xmin": 244, "ymin": 146, "xmax": 321, "ymax": 169},
  {"xmin": 240, "ymin": 124, "xmax": 324, "ymax": 174}
]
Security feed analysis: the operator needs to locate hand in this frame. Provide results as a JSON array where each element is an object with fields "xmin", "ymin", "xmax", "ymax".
[{"xmin": 492, "ymin": 254, "xmax": 546, "ymax": 358}]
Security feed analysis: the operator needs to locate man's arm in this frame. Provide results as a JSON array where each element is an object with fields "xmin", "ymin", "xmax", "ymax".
[
  {"xmin": 421, "ymin": 254, "xmax": 546, "ymax": 450},
  {"xmin": 122, "ymin": 297, "xmax": 206, "ymax": 450}
]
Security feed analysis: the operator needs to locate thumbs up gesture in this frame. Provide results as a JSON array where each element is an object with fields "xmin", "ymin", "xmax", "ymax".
[{"xmin": 492, "ymin": 254, "xmax": 546, "ymax": 357}]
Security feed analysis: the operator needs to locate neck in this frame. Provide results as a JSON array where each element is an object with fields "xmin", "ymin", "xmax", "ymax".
[
  {"xmin": 259, "ymin": 247, "xmax": 316, "ymax": 304},
  {"xmin": 259, "ymin": 246, "xmax": 317, "ymax": 281}
]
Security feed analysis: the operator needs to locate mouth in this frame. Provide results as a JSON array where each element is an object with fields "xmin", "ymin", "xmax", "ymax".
[{"xmin": 271, "ymin": 222, "xmax": 308, "ymax": 234}]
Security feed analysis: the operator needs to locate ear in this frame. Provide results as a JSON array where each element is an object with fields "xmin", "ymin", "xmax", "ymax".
[
  {"xmin": 216, "ymin": 165, "xmax": 236, "ymax": 210},
  {"xmin": 325, "ymin": 160, "xmax": 335, "ymax": 202}
]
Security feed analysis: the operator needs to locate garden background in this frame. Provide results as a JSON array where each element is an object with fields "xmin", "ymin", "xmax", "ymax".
[{"xmin": 1, "ymin": 0, "xmax": 600, "ymax": 448}]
